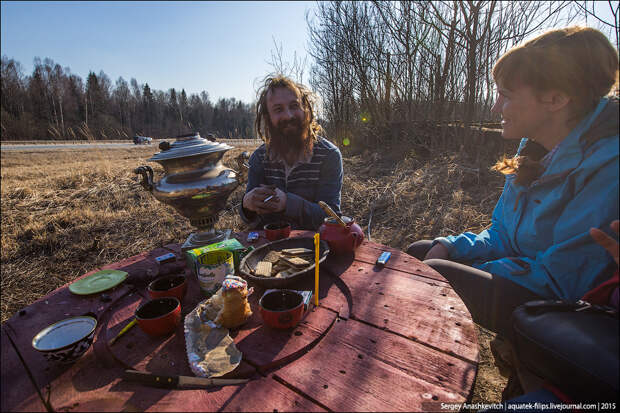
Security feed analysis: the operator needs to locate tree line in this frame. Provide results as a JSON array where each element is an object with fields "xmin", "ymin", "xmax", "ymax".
[{"xmin": 1, "ymin": 56, "xmax": 255, "ymax": 141}]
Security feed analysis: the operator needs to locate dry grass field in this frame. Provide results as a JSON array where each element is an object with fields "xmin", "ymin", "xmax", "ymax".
[{"xmin": 1, "ymin": 139, "xmax": 519, "ymax": 404}]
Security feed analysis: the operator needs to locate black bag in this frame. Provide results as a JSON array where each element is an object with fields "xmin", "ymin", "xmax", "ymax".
[{"xmin": 511, "ymin": 300, "xmax": 619, "ymax": 401}]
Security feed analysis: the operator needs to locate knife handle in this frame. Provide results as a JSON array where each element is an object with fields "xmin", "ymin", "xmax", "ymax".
[
  {"xmin": 109, "ymin": 318, "xmax": 137, "ymax": 346},
  {"xmin": 124, "ymin": 370, "xmax": 179, "ymax": 388}
]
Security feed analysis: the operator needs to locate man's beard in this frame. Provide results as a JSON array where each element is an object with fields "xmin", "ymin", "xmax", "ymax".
[{"xmin": 267, "ymin": 116, "xmax": 313, "ymax": 164}]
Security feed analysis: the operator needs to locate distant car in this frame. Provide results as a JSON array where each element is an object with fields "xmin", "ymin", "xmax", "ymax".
[{"xmin": 133, "ymin": 135, "xmax": 152, "ymax": 145}]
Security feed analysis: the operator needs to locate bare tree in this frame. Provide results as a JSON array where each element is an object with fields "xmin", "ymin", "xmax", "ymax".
[
  {"xmin": 571, "ymin": 0, "xmax": 619, "ymax": 52},
  {"xmin": 307, "ymin": 1, "xmax": 577, "ymax": 151},
  {"xmin": 267, "ymin": 37, "xmax": 308, "ymax": 83}
]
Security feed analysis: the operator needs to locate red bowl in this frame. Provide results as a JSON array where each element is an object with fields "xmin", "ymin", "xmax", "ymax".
[
  {"xmin": 135, "ymin": 297, "xmax": 181, "ymax": 337},
  {"xmin": 259, "ymin": 290, "xmax": 304, "ymax": 329},
  {"xmin": 264, "ymin": 222, "xmax": 291, "ymax": 241},
  {"xmin": 147, "ymin": 275, "xmax": 187, "ymax": 302}
]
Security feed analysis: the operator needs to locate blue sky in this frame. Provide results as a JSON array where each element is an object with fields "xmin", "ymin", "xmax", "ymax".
[
  {"xmin": 1, "ymin": 1, "xmax": 617, "ymax": 105},
  {"xmin": 0, "ymin": 1, "xmax": 314, "ymax": 103}
]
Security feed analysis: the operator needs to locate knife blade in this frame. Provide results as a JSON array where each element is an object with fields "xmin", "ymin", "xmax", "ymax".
[{"xmin": 123, "ymin": 370, "xmax": 249, "ymax": 389}]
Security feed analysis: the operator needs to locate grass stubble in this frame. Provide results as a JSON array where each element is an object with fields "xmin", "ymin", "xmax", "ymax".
[{"xmin": 0, "ymin": 141, "xmax": 515, "ymax": 405}]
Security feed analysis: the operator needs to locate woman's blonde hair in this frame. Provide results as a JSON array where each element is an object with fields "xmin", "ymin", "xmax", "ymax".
[{"xmin": 492, "ymin": 26, "xmax": 619, "ymax": 184}]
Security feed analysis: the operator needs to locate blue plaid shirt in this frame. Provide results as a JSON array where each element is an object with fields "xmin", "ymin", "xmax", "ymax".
[{"xmin": 239, "ymin": 137, "xmax": 343, "ymax": 230}]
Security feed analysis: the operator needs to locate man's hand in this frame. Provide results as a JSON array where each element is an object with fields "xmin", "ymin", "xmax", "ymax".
[
  {"xmin": 269, "ymin": 187, "xmax": 287, "ymax": 213},
  {"xmin": 590, "ymin": 220, "xmax": 619, "ymax": 266},
  {"xmin": 243, "ymin": 185, "xmax": 288, "ymax": 215},
  {"xmin": 243, "ymin": 185, "xmax": 277, "ymax": 215},
  {"xmin": 424, "ymin": 243, "xmax": 450, "ymax": 260}
]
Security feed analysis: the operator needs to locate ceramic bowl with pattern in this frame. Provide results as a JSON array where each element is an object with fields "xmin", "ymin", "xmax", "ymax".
[{"xmin": 32, "ymin": 315, "xmax": 97, "ymax": 363}]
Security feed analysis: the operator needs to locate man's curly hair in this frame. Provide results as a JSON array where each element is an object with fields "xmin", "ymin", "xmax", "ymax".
[{"xmin": 255, "ymin": 74, "xmax": 322, "ymax": 145}]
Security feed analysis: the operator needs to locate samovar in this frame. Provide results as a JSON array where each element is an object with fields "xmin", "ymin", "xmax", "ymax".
[{"xmin": 134, "ymin": 132, "xmax": 249, "ymax": 252}]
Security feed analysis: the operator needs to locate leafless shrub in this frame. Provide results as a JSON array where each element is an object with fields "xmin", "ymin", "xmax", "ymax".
[{"xmin": 307, "ymin": 1, "xmax": 578, "ymax": 153}]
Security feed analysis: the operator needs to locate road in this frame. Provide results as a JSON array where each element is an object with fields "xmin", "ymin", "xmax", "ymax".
[
  {"xmin": 0, "ymin": 142, "xmax": 139, "ymax": 151},
  {"xmin": 0, "ymin": 139, "xmax": 262, "ymax": 151}
]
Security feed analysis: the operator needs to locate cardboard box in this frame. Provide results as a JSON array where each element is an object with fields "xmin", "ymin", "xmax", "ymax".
[{"xmin": 185, "ymin": 238, "xmax": 251, "ymax": 276}]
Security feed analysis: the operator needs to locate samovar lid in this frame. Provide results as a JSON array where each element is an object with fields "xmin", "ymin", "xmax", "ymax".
[{"xmin": 148, "ymin": 132, "xmax": 232, "ymax": 161}]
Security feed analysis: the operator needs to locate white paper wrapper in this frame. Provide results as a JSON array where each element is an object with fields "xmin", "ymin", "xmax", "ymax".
[{"xmin": 183, "ymin": 291, "xmax": 242, "ymax": 378}]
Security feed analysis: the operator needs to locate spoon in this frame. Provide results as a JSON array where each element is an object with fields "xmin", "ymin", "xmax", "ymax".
[{"xmin": 318, "ymin": 201, "xmax": 347, "ymax": 227}]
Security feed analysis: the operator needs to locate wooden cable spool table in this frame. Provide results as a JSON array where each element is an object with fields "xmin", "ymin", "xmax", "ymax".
[{"xmin": 1, "ymin": 230, "xmax": 479, "ymax": 412}]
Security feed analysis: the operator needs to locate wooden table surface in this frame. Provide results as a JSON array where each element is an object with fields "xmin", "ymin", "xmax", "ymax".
[{"xmin": 1, "ymin": 230, "xmax": 479, "ymax": 412}]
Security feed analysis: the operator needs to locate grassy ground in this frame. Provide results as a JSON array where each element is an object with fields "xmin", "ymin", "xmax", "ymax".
[{"xmin": 1, "ymin": 140, "xmax": 518, "ymax": 404}]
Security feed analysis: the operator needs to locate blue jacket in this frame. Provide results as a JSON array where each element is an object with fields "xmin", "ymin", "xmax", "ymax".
[
  {"xmin": 239, "ymin": 137, "xmax": 343, "ymax": 230},
  {"xmin": 435, "ymin": 97, "xmax": 619, "ymax": 301}
]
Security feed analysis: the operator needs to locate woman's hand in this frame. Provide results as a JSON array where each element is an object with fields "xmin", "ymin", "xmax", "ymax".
[
  {"xmin": 424, "ymin": 243, "xmax": 450, "ymax": 260},
  {"xmin": 590, "ymin": 220, "xmax": 619, "ymax": 266}
]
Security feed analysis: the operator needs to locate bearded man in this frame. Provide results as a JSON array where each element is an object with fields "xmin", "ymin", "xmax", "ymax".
[{"xmin": 239, "ymin": 75, "xmax": 343, "ymax": 230}]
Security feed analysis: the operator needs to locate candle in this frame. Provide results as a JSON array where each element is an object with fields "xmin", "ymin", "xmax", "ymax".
[{"xmin": 314, "ymin": 233, "xmax": 320, "ymax": 306}]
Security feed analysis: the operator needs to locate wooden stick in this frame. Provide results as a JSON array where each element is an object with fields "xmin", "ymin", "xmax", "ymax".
[{"xmin": 318, "ymin": 201, "xmax": 346, "ymax": 227}]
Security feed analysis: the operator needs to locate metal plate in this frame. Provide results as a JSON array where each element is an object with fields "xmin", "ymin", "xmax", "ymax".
[
  {"xmin": 32, "ymin": 316, "xmax": 97, "ymax": 351},
  {"xmin": 239, "ymin": 237, "xmax": 330, "ymax": 288},
  {"xmin": 68, "ymin": 269, "xmax": 128, "ymax": 295}
]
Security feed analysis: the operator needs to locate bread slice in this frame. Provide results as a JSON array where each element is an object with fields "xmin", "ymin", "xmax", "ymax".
[
  {"xmin": 275, "ymin": 270, "xmax": 295, "ymax": 278},
  {"xmin": 272, "ymin": 262, "xmax": 290, "ymax": 271},
  {"xmin": 255, "ymin": 261, "xmax": 273, "ymax": 277},
  {"xmin": 281, "ymin": 248, "xmax": 313, "ymax": 256},
  {"xmin": 271, "ymin": 262, "xmax": 292, "ymax": 276},
  {"xmin": 263, "ymin": 250, "xmax": 282, "ymax": 264},
  {"xmin": 281, "ymin": 256, "xmax": 310, "ymax": 268}
]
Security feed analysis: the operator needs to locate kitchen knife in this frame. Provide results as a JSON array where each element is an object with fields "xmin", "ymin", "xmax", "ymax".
[{"xmin": 123, "ymin": 370, "xmax": 249, "ymax": 389}]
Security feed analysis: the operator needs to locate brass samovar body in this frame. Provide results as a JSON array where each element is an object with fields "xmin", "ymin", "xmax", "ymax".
[{"xmin": 134, "ymin": 133, "xmax": 248, "ymax": 252}]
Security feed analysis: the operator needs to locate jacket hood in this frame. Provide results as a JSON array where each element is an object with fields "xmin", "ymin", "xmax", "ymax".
[
  {"xmin": 581, "ymin": 97, "xmax": 618, "ymax": 150},
  {"xmin": 544, "ymin": 97, "xmax": 618, "ymax": 176},
  {"xmin": 517, "ymin": 97, "xmax": 618, "ymax": 163}
]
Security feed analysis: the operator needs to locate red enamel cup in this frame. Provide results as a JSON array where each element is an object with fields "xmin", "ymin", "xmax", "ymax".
[
  {"xmin": 147, "ymin": 275, "xmax": 187, "ymax": 302},
  {"xmin": 135, "ymin": 297, "xmax": 181, "ymax": 336},
  {"xmin": 264, "ymin": 222, "xmax": 292, "ymax": 242},
  {"xmin": 259, "ymin": 290, "xmax": 305, "ymax": 329}
]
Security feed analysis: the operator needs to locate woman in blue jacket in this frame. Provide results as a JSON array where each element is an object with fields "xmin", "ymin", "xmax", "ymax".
[{"xmin": 406, "ymin": 26, "xmax": 619, "ymax": 338}]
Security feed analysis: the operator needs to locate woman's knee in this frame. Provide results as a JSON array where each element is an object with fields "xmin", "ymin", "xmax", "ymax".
[
  {"xmin": 423, "ymin": 258, "xmax": 493, "ymax": 284},
  {"xmin": 423, "ymin": 258, "xmax": 454, "ymax": 272},
  {"xmin": 406, "ymin": 240, "xmax": 434, "ymax": 260}
]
